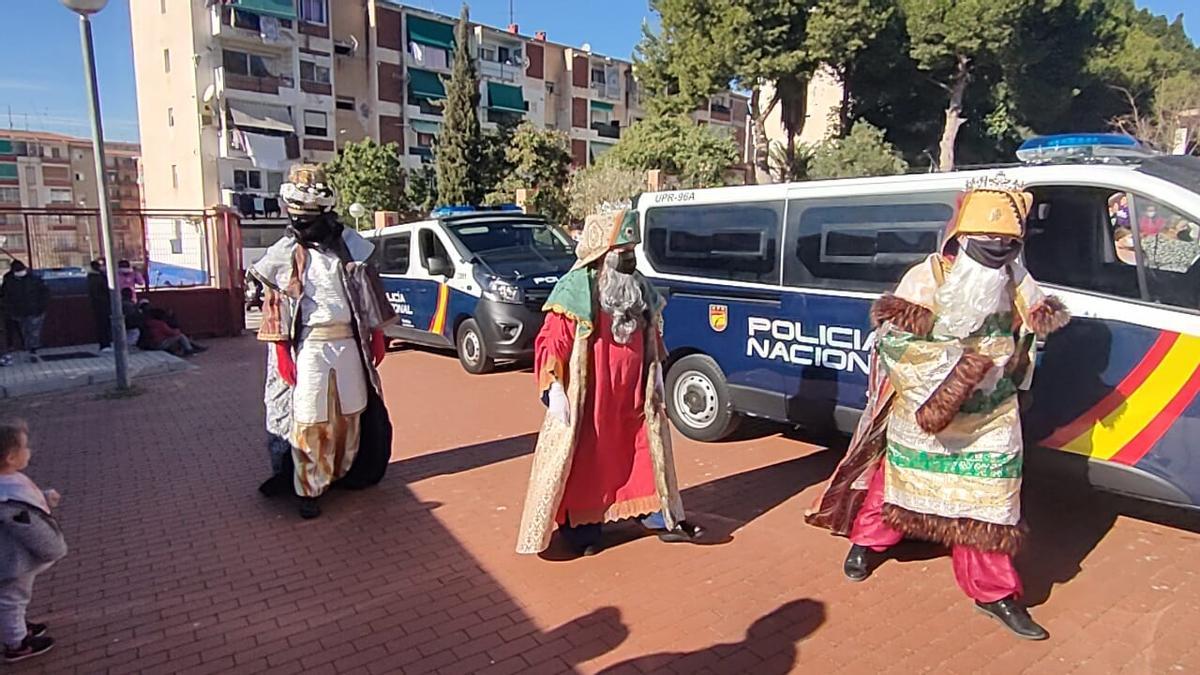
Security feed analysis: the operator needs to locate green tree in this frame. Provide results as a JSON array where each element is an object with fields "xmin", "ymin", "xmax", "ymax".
[
  {"xmin": 804, "ymin": 0, "xmax": 894, "ymax": 135},
  {"xmin": 808, "ymin": 121, "xmax": 908, "ymax": 179},
  {"xmin": 403, "ymin": 164, "xmax": 438, "ymax": 217},
  {"xmin": 567, "ymin": 164, "xmax": 646, "ymax": 221},
  {"xmin": 435, "ymin": 4, "xmax": 485, "ymax": 206},
  {"xmin": 323, "ymin": 139, "xmax": 404, "ymax": 226},
  {"xmin": 601, "ymin": 114, "xmax": 738, "ymax": 188},
  {"xmin": 897, "ymin": 0, "xmax": 1033, "ymax": 170},
  {"xmin": 636, "ymin": 0, "xmax": 814, "ymax": 184},
  {"xmin": 486, "ymin": 122, "xmax": 573, "ymax": 224}
]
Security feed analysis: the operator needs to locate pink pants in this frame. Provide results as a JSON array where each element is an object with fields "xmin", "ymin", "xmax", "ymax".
[{"xmin": 849, "ymin": 463, "xmax": 1022, "ymax": 603}]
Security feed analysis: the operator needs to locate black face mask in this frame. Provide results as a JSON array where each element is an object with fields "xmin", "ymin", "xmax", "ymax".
[
  {"xmin": 963, "ymin": 237, "xmax": 1023, "ymax": 269},
  {"xmin": 289, "ymin": 212, "xmax": 343, "ymax": 249},
  {"xmin": 615, "ymin": 251, "xmax": 637, "ymax": 274}
]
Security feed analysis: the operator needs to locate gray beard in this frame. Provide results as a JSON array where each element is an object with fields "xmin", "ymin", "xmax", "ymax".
[{"xmin": 598, "ymin": 251, "xmax": 646, "ymax": 345}]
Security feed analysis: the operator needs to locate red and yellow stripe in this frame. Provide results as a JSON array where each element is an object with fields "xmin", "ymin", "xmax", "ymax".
[
  {"xmin": 1043, "ymin": 332, "xmax": 1200, "ymax": 465},
  {"xmin": 428, "ymin": 283, "xmax": 450, "ymax": 336}
]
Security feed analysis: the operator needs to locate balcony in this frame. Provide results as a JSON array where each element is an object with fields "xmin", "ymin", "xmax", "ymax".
[
  {"xmin": 219, "ymin": 67, "xmax": 282, "ymax": 96},
  {"xmin": 591, "ymin": 121, "xmax": 621, "ymax": 140},
  {"xmin": 590, "ymin": 81, "xmax": 620, "ymax": 102},
  {"xmin": 212, "ymin": 6, "xmax": 295, "ymax": 51},
  {"xmin": 479, "ymin": 59, "xmax": 523, "ymax": 84}
]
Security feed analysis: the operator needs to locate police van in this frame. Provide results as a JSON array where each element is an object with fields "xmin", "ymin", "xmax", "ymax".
[
  {"xmin": 639, "ymin": 134, "xmax": 1200, "ymax": 510},
  {"xmin": 364, "ymin": 206, "xmax": 575, "ymax": 373}
]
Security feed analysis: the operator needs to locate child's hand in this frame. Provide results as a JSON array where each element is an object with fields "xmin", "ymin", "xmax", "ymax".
[{"xmin": 45, "ymin": 490, "xmax": 61, "ymax": 509}]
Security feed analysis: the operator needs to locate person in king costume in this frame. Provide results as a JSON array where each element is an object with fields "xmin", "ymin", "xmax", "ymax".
[
  {"xmin": 251, "ymin": 164, "xmax": 396, "ymax": 519},
  {"xmin": 807, "ymin": 179, "xmax": 1070, "ymax": 640},
  {"xmin": 516, "ymin": 207, "xmax": 703, "ymax": 556}
]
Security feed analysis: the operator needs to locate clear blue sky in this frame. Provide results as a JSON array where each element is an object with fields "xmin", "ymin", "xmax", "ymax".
[{"xmin": 0, "ymin": 0, "xmax": 1191, "ymax": 144}]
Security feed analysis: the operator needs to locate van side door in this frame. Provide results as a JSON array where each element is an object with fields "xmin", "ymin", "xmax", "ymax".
[
  {"xmin": 1022, "ymin": 184, "xmax": 1200, "ymax": 507},
  {"xmin": 780, "ymin": 192, "xmax": 956, "ymax": 430},
  {"xmin": 374, "ymin": 229, "xmax": 417, "ymax": 333},
  {"xmin": 408, "ymin": 225, "xmax": 459, "ymax": 344}
]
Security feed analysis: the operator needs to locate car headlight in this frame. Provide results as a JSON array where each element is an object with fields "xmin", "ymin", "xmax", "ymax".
[{"xmin": 485, "ymin": 278, "xmax": 523, "ymax": 304}]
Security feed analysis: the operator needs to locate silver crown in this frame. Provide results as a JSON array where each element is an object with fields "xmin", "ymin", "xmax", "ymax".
[{"xmin": 965, "ymin": 171, "xmax": 1026, "ymax": 192}]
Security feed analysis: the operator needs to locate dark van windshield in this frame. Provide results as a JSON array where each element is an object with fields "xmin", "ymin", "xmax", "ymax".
[{"xmin": 447, "ymin": 219, "xmax": 574, "ymax": 260}]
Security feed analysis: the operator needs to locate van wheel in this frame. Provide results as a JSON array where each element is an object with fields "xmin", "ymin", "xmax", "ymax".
[
  {"xmin": 456, "ymin": 319, "xmax": 495, "ymax": 374},
  {"xmin": 666, "ymin": 354, "xmax": 740, "ymax": 442}
]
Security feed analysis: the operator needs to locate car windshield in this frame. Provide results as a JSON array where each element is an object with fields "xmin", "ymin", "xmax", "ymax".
[{"xmin": 447, "ymin": 220, "xmax": 574, "ymax": 261}]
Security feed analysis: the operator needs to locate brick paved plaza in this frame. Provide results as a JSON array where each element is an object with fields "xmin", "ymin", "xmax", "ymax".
[{"xmin": 6, "ymin": 336, "xmax": 1200, "ymax": 674}]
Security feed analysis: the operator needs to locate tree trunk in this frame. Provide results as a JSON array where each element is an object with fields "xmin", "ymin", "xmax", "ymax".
[
  {"xmin": 938, "ymin": 56, "xmax": 970, "ymax": 172},
  {"xmin": 749, "ymin": 87, "xmax": 773, "ymax": 185}
]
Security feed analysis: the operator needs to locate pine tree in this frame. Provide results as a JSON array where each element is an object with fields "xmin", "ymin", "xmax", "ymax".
[{"xmin": 436, "ymin": 4, "xmax": 485, "ymax": 206}]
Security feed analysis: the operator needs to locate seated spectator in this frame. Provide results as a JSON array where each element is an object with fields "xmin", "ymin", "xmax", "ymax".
[
  {"xmin": 143, "ymin": 307, "xmax": 206, "ymax": 357},
  {"xmin": 120, "ymin": 288, "xmax": 144, "ymax": 349}
]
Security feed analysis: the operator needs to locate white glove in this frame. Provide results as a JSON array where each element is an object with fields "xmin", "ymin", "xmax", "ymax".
[{"xmin": 547, "ymin": 382, "xmax": 570, "ymax": 426}]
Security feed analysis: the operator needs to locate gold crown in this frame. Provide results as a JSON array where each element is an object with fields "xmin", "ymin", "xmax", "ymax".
[{"xmin": 964, "ymin": 171, "xmax": 1026, "ymax": 192}]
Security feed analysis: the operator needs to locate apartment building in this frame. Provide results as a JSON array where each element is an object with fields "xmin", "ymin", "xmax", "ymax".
[
  {"xmin": 0, "ymin": 130, "xmax": 143, "ymax": 268},
  {"xmin": 130, "ymin": 0, "xmax": 751, "ymax": 224}
]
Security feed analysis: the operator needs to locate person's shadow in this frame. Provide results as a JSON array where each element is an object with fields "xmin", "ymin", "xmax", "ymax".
[{"xmin": 596, "ymin": 599, "xmax": 826, "ymax": 674}]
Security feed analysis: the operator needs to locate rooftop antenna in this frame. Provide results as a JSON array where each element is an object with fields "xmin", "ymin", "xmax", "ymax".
[{"xmin": 509, "ymin": 0, "xmax": 514, "ymax": 25}]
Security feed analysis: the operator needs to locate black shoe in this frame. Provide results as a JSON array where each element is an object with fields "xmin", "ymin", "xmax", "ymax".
[
  {"xmin": 191, "ymin": 344, "xmax": 208, "ymax": 353},
  {"xmin": 258, "ymin": 472, "xmax": 292, "ymax": 498},
  {"xmin": 25, "ymin": 622, "xmax": 47, "ymax": 639},
  {"xmin": 843, "ymin": 544, "xmax": 872, "ymax": 582},
  {"xmin": 4, "ymin": 635, "xmax": 54, "ymax": 663},
  {"xmin": 975, "ymin": 596, "xmax": 1048, "ymax": 640},
  {"xmin": 298, "ymin": 497, "xmax": 321, "ymax": 519},
  {"xmin": 657, "ymin": 520, "xmax": 704, "ymax": 543}
]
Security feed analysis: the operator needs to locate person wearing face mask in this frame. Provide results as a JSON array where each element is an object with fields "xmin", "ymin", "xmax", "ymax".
[
  {"xmin": 806, "ymin": 181, "xmax": 1071, "ymax": 641},
  {"xmin": 249, "ymin": 164, "xmax": 397, "ymax": 519},
  {"xmin": 0, "ymin": 262, "xmax": 49, "ymax": 362},
  {"xmin": 515, "ymin": 204, "xmax": 703, "ymax": 557}
]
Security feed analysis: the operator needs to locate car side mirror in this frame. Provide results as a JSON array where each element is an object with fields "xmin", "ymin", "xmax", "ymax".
[{"xmin": 426, "ymin": 257, "xmax": 451, "ymax": 277}]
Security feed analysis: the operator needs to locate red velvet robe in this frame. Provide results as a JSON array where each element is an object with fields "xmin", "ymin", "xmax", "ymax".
[{"xmin": 535, "ymin": 311, "xmax": 660, "ymax": 526}]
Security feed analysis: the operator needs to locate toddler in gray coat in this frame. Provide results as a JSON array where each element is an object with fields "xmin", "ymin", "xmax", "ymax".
[{"xmin": 0, "ymin": 420, "xmax": 66, "ymax": 663}]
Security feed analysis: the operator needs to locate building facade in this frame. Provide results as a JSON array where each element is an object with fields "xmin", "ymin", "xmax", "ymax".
[
  {"xmin": 129, "ymin": 0, "xmax": 752, "ymax": 225},
  {"xmin": 0, "ymin": 130, "xmax": 142, "ymax": 269}
]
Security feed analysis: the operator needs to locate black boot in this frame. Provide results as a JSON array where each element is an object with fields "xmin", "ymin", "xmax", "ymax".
[
  {"xmin": 298, "ymin": 497, "xmax": 321, "ymax": 520},
  {"xmin": 843, "ymin": 544, "xmax": 872, "ymax": 582},
  {"xmin": 975, "ymin": 596, "xmax": 1048, "ymax": 640},
  {"xmin": 656, "ymin": 520, "xmax": 704, "ymax": 543}
]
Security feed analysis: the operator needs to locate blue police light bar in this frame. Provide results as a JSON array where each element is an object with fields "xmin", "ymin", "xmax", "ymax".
[
  {"xmin": 431, "ymin": 204, "xmax": 523, "ymax": 218},
  {"xmin": 1016, "ymin": 133, "xmax": 1154, "ymax": 164}
]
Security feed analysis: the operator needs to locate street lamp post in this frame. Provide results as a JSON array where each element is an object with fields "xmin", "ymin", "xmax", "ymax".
[
  {"xmin": 349, "ymin": 202, "xmax": 367, "ymax": 230},
  {"xmin": 62, "ymin": 0, "xmax": 129, "ymax": 389}
]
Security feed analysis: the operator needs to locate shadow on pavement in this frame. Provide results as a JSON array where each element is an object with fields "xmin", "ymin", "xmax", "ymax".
[
  {"xmin": 389, "ymin": 432, "xmax": 538, "ymax": 481},
  {"xmin": 13, "ymin": 338, "xmax": 622, "ymax": 673},
  {"xmin": 596, "ymin": 599, "xmax": 826, "ymax": 674}
]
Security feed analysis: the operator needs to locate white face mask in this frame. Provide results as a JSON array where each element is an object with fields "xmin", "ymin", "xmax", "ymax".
[{"xmin": 12, "ymin": 270, "xmax": 27, "ymax": 278}]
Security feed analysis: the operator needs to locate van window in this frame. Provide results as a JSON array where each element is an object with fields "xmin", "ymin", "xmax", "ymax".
[
  {"xmin": 1114, "ymin": 195, "xmax": 1200, "ymax": 309},
  {"xmin": 644, "ymin": 202, "xmax": 783, "ymax": 283},
  {"xmin": 784, "ymin": 195, "xmax": 955, "ymax": 291},
  {"xmin": 379, "ymin": 233, "xmax": 411, "ymax": 275},
  {"xmin": 1025, "ymin": 186, "xmax": 1141, "ymax": 301},
  {"xmin": 419, "ymin": 228, "xmax": 454, "ymax": 275}
]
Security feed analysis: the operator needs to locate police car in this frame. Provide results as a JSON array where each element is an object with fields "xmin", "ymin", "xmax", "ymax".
[
  {"xmin": 638, "ymin": 134, "xmax": 1200, "ymax": 511},
  {"xmin": 363, "ymin": 206, "xmax": 575, "ymax": 373}
]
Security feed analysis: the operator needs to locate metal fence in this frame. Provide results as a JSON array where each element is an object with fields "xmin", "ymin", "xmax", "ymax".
[{"xmin": 0, "ymin": 208, "xmax": 220, "ymax": 289}]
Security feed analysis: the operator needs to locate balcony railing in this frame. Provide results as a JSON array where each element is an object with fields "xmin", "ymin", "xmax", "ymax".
[
  {"xmin": 590, "ymin": 82, "xmax": 621, "ymax": 101},
  {"xmin": 222, "ymin": 71, "xmax": 281, "ymax": 95},
  {"xmin": 479, "ymin": 60, "xmax": 522, "ymax": 83},
  {"xmin": 591, "ymin": 121, "xmax": 621, "ymax": 139}
]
